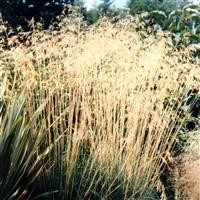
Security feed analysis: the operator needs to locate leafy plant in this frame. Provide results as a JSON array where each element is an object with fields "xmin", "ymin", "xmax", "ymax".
[
  {"xmin": 0, "ymin": 93, "xmax": 52, "ymax": 200},
  {"xmin": 140, "ymin": 3, "xmax": 200, "ymax": 46}
]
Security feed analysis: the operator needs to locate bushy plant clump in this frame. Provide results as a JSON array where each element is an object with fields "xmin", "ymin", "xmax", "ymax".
[
  {"xmin": 140, "ymin": 3, "xmax": 200, "ymax": 47},
  {"xmin": 0, "ymin": 17, "xmax": 199, "ymax": 199}
]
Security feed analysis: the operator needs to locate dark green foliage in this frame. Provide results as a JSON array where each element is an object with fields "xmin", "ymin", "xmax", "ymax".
[
  {"xmin": 139, "ymin": 187, "xmax": 160, "ymax": 200},
  {"xmin": 139, "ymin": 3, "xmax": 200, "ymax": 46},
  {"xmin": 84, "ymin": 0, "xmax": 114, "ymax": 24},
  {"xmin": 84, "ymin": 0, "xmax": 124, "ymax": 24},
  {"xmin": 0, "ymin": 0, "xmax": 73, "ymax": 30},
  {"xmin": 127, "ymin": 0, "xmax": 189, "ymax": 15},
  {"xmin": 173, "ymin": 88, "xmax": 200, "ymax": 155}
]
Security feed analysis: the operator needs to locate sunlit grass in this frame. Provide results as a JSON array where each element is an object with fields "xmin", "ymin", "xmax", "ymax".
[{"xmin": 0, "ymin": 17, "xmax": 199, "ymax": 199}]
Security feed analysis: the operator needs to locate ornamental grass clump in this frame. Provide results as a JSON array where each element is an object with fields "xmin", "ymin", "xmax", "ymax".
[{"xmin": 1, "ymin": 17, "xmax": 199, "ymax": 199}]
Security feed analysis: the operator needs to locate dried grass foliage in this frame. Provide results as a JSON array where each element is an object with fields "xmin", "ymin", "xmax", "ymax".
[{"xmin": 1, "ymin": 17, "xmax": 200, "ymax": 198}]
